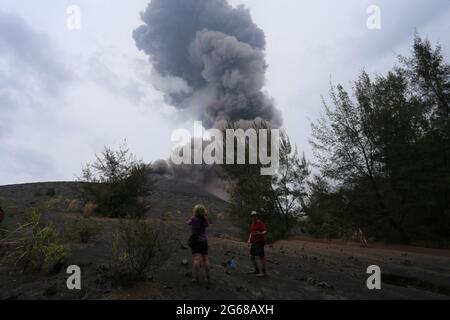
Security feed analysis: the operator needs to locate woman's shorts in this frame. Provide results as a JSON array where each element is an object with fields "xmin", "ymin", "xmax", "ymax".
[{"xmin": 192, "ymin": 240, "xmax": 208, "ymax": 255}]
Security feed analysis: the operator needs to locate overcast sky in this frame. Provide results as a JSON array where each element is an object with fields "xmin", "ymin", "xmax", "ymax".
[{"xmin": 1, "ymin": 0, "xmax": 449, "ymax": 185}]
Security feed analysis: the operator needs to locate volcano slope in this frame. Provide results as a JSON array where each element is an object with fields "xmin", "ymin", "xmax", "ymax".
[{"xmin": 0, "ymin": 178, "xmax": 449, "ymax": 300}]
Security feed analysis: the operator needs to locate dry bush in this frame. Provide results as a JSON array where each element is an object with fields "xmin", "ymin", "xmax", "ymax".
[
  {"xmin": 83, "ymin": 202, "xmax": 97, "ymax": 219},
  {"xmin": 67, "ymin": 199, "xmax": 80, "ymax": 212}
]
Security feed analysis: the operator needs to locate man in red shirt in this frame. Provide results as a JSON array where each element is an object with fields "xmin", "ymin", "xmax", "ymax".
[{"xmin": 247, "ymin": 211, "xmax": 268, "ymax": 277}]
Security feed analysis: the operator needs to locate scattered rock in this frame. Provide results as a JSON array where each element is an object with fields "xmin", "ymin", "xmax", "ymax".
[
  {"xmin": 401, "ymin": 259, "xmax": 413, "ymax": 266},
  {"xmin": 226, "ymin": 270, "xmax": 232, "ymax": 276},
  {"xmin": 184, "ymin": 272, "xmax": 192, "ymax": 278},
  {"xmin": 306, "ymin": 277, "xmax": 316, "ymax": 285},
  {"xmin": 182, "ymin": 259, "xmax": 189, "ymax": 266},
  {"xmin": 180, "ymin": 244, "xmax": 188, "ymax": 250},
  {"xmin": 253, "ymin": 291, "xmax": 265, "ymax": 300},
  {"xmin": 317, "ymin": 281, "xmax": 334, "ymax": 290},
  {"xmin": 146, "ymin": 274, "xmax": 154, "ymax": 282}
]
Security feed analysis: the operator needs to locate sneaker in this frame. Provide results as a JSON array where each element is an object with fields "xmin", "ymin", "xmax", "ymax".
[
  {"xmin": 248, "ymin": 269, "xmax": 260, "ymax": 274},
  {"xmin": 256, "ymin": 272, "xmax": 267, "ymax": 278}
]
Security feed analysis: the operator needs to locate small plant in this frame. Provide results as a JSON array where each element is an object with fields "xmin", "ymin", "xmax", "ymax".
[
  {"xmin": 46, "ymin": 188, "xmax": 56, "ymax": 197},
  {"xmin": 66, "ymin": 199, "xmax": 80, "ymax": 212},
  {"xmin": 4, "ymin": 209, "xmax": 70, "ymax": 273},
  {"xmin": 64, "ymin": 220, "xmax": 103, "ymax": 244},
  {"xmin": 78, "ymin": 143, "xmax": 154, "ymax": 218},
  {"xmin": 34, "ymin": 191, "xmax": 43, "ymax": 197},
  {"xmin": 83, "ymin": 202, "xmax": 97, "ymax": 219},
  {"xmin": 110, "ymin": 218, "xmax": 169, "ymax": 287},
  {"xmin": 45, "ymin": 197, "xmax": 62, "ymax": 210}
]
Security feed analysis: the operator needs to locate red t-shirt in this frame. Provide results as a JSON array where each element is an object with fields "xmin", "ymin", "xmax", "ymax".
[{"xmin": 250, "ymin": 219, "xmax": 267, "ymax": 243}]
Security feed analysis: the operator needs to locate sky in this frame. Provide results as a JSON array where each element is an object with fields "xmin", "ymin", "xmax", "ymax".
[{"xmin": 0, "ymin": 0, "xmax": 449, "ymax": 185}]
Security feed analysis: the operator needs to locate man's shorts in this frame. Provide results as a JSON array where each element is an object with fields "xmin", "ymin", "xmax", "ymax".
[
  {"xmin": 191, "ymin": 240, "xmax": 209, "ymax": 255},
  {"xmin": 250, "ymin": 242, "xmax": 265, "ymax": 258}
]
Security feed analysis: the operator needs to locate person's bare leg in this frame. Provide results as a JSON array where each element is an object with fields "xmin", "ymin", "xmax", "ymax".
[
  {"xmin": 256, "ymin": 257, "xmax": 267, "ymax": 277},
  {"xmin": 202, "ymin": 255, "xmax": 211, "ymax": 287},
  {"xmin": 193, "ymin": 254, "xmax": 201, "ymax": 283},
  {"xmin": 260, "ymin": 257, "xmax": 267, "ymax": 276},
  {"xmin": 250, "ymin": 255, "xmax": 259, "ymax": 273}
]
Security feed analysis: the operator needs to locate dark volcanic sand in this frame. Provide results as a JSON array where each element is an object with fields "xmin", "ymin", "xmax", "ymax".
[{"xmin": 0, "ymin": 180, "xmax": 449, "ymax": 300}]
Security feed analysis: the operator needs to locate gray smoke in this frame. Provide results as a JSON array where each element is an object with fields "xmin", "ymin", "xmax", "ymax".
[
  {"xmin": 135, "ymin": 0, "xmax": 281, "ymax": 198},
  {"xmin": 133, "ymin": 0, "xmax": 282, "ymax": 128}
]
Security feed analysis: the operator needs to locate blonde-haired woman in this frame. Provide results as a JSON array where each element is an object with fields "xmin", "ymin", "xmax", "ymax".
[{"xmin": 187, "ymin": 204, "xmax": 211, "ymax": 288}]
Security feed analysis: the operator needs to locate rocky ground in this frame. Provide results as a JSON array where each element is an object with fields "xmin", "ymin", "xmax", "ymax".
[{"xmin": 0, "ymin": 179, "xmax": 449, "ymax": 300}]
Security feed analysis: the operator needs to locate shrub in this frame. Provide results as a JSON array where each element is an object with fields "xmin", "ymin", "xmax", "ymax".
[
  {"xmin": 34, "ymin": 191, "xmax": 43, "ymax": 197},
  {"xmin": 5, "ymin": 209, "xmax": 70, "ymax": 273},
  {"xmin": 46, "ymin": 188, "xmax": 56, "ymax": 197},
  {"xmin": 110, "ymin": 218, "xmax": 168, "ymax": 287},
  {"xmin": 83, "ymin": 202, "xmax": 97, "ymax": 219},
  {"xmin": 79, "ymin": 144, "xmax": 154, "ymax": 218},
  {"xmin": 63, "ymin": 220, "xmax": 103, "ymax": 244},
  {"xmin": 67, "ymin": 199, "xmax": 80, "ymax": 212}
]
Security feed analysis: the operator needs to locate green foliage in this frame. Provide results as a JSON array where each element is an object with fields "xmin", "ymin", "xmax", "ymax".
[
  {"xmin": 310, "ymin": 35, "xmax": 450, "ymax": 243},
  {"xmin": 63, "ymin": 220, "xmax": 103, "ymax": 244},
  {"xmin": 110, "ymin": 218, "xmax": 169, "ymax": 287},
  {"xmin": 79, "ymin": 143, "xmax": 154, "ymax": 218},
  {"xmin": 221, "ymin": 121, "xmax": 310, "ymax": 242},
  {"xmin": 5, "ymin": 209, "xmax": 69, "ymax": 273}
]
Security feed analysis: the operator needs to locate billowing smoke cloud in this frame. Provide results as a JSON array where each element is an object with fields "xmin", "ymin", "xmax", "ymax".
[
  {"xmin": 135, "ymin": 0, "xmax": 281, "ymax": 198},
  {"xmin": 133, "ymin": 0, "xmax": 282, "ymax": 128}
]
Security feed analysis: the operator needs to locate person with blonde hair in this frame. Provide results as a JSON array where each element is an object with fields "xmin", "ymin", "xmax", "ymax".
[{"xmin": 187, "ymin": 204, "xmax": 211, "ymax": 287}]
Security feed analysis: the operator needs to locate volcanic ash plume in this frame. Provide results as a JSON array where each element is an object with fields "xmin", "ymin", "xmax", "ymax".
[
  {"xmin": 134, "ymin": 0, "xmax": 282, "ymax": 199},
  {"xmin": 133, "ymin": 0, "xmax": 282, "ymax": 128}
]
